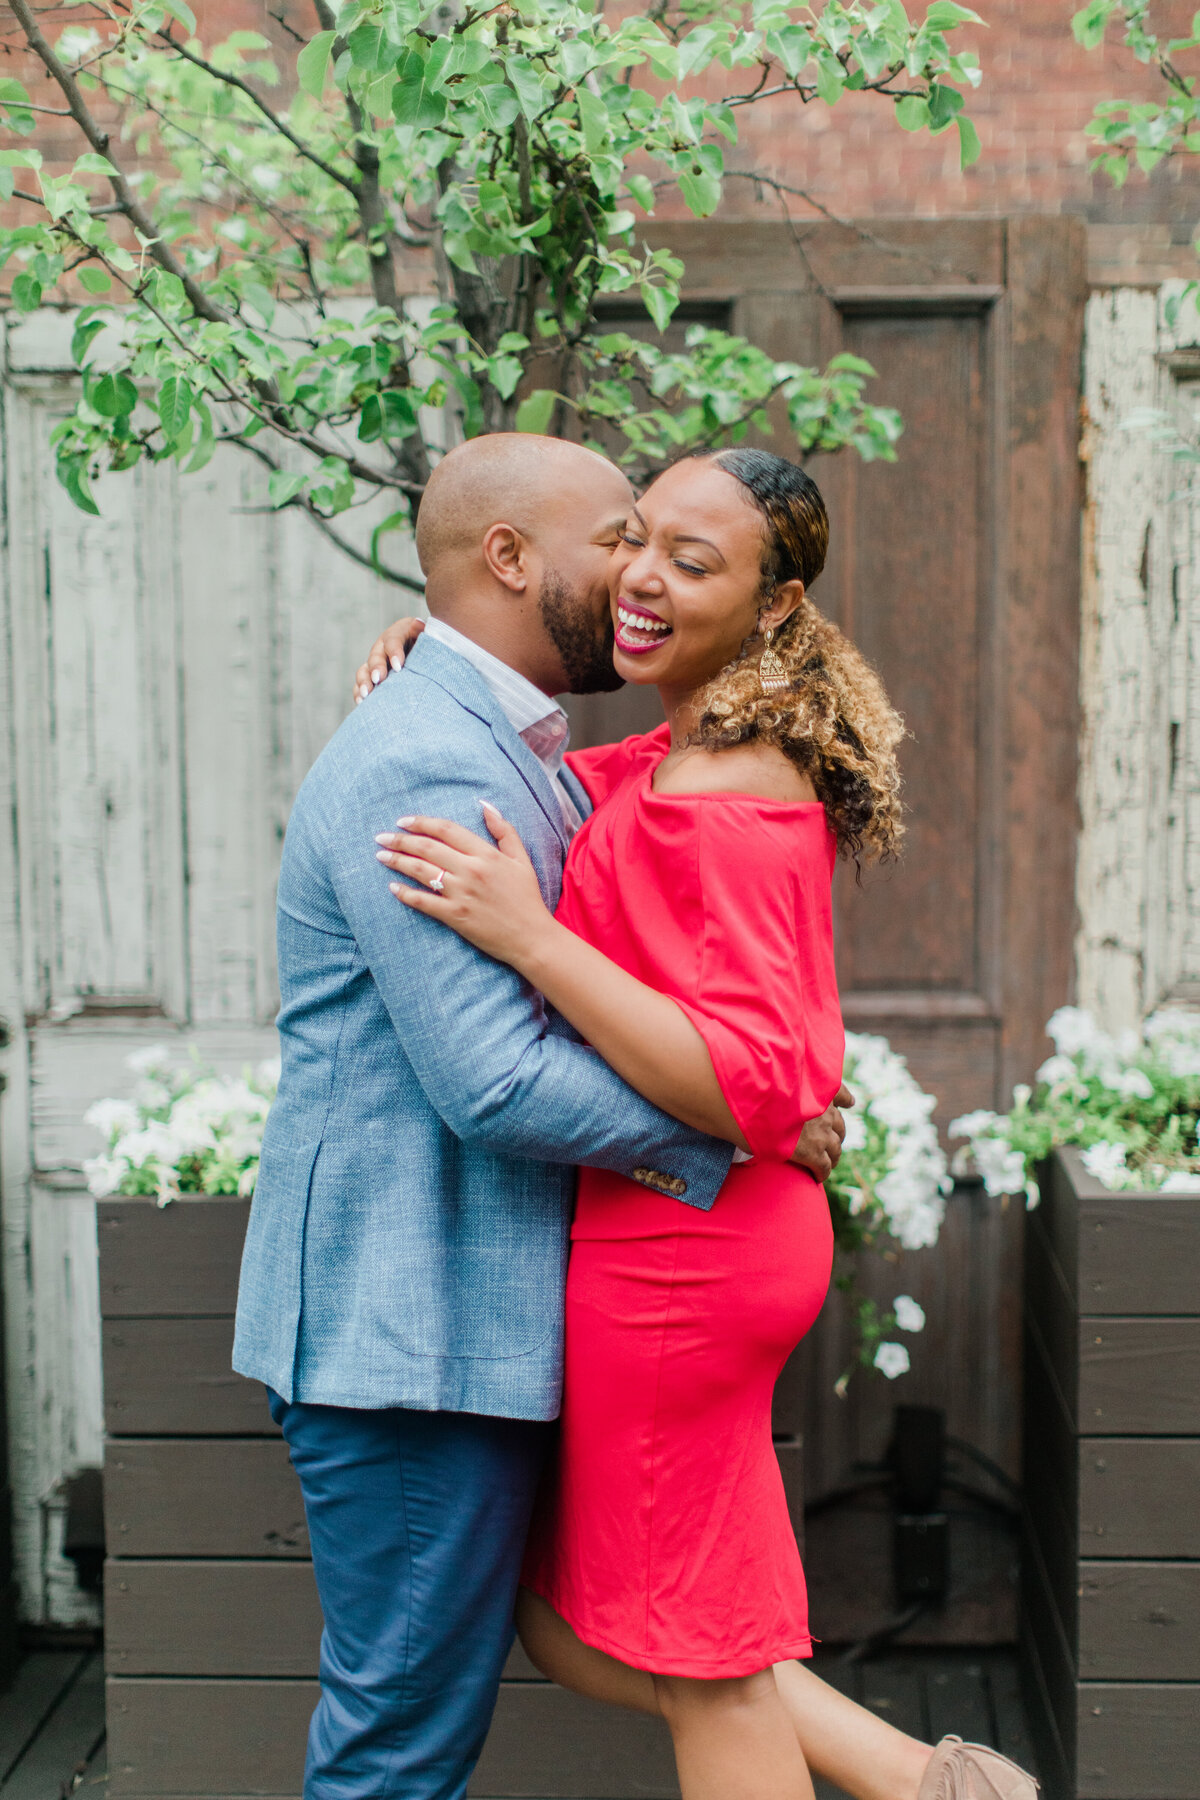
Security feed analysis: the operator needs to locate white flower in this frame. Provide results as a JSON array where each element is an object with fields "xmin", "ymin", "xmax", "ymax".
[
  {"xmin": 1159, "ymin": 1170, "xmax": 1200, "ymax": 1192},
  {"xmin": 971, "ymin": 1135, "xmax": 1027, "ymax": 1199},
  {"xmin": 841, "ymin": 1111, "xmax": 868, "ymax": 1153},
  {"xmin": 84, "ymin": 1098, "xmax": 140, "ymax": 1143},
  {"xmin": 255, "ymin": 1058, "xmax": 281, "ymax": 1094},
  {"xmin": 126, "ymin": 1044, "xmax": 172, "ymax": 1079},
  {"xmin": 1080, "ymin": 1141, "xmax": 1129, "ymax": 1188},
  {"xmin": 1035, "ymin": 1054, "xmax": 1085, "ymax": 1091},
  {"xmin": 949, "ymin": 1109, "xmax": 1000, "ymax": 1140},
  {"xmin": 1011, "ymin": 1084, "xmax": 1032, "ymax": 1110},
  {"xmin": 81, "ymin": 1154, "xmax": 124, "ymax": 1198},
  {"xmin": 1097, "ymin": 1064, "xmax": 1153, "ymax": 1100},
  {"xmin": 1046, "ymin": 1006, "xmax": 1109, "ymax": 1063},
  {"xmin": 874, "ymin": 1342, "xmax": 911, "ymax": 1379},
  {"xmin": 894, "ymin": 1295, "xmax": 925, "ymax": 1333}
]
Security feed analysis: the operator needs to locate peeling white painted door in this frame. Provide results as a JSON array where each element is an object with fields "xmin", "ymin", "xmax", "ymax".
[{"xmin": 0, "ymin": 314, "xmax": 419, "ymax": 1621}]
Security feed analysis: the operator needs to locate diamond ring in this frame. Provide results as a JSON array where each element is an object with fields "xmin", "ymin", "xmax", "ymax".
[{"xmin": 428, "ymin": 872, "xmax": 445, "ymax": 895}]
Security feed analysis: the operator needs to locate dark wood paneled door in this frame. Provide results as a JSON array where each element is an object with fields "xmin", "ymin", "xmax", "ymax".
[
  {"xmin": 570, "ymin": 216, "xmax": 1085, "ymax": 1128},
  {"xmin": 564, "ymin": 221, "xmax": 1087, "ymax": 1624}
]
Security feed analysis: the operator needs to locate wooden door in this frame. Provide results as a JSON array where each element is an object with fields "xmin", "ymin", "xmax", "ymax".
[{"xmin": 567, "ymin": 219, "xmax": 1087, "ymax": 1636}]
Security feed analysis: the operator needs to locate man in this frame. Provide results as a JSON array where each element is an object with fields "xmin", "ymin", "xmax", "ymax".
[{"xmin": 233, "ymin": 433, "xmax": 847, "ymax": 1800}]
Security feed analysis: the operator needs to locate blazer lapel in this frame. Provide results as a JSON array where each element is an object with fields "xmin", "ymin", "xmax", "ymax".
[{"xmin": 405, "ymin": 634, "xmax": 572, "ymax": 854}]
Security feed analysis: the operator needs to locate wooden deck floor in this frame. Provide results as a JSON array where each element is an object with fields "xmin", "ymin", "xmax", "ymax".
[{"xmin": 0, "ymin": 1647, "xmax": 1034, "ymax": 1798}]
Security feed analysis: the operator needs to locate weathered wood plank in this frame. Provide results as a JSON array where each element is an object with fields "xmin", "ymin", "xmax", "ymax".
[
  {"xmin": 106, "ymin": 1678, "xmax": 315, "ymax": 1798},
  {"xmin": 1078, "ymin": 1563, "xmax": 1200, "ymax": 1681},
  {"xmin": 98, "ymin": 1197, "xmax": 248, "ymax": 1318},
  {"xmin": 105, "ymin": 1561, "xmax": 322, "ymax": 1677},
  {"xmin": 1077, "ymin": 1195, "xmax": 1200, "ymax": 1316},
  {"xmin": 469, "ymin": 1684, "xmax": 679, "ymax": 1799},
  {"xmin": 1079, "ymin": 1437, "xmax": 1200, "ymax": 1558},
  {"xmin": 105, "ymin": 1440, "xmax": 308, "ymax": 1559},
  {"xmin": 1077, "ymin": 1683, "xmax": 1200, "ymax": 1799},
  {"xmin": 3, "ymin": 1652, "xmax": 106, "ymax": 1800},
  {"xmin": 0, "ymin": 1652, "xmax": 87, "ymax": 1781},
  {"xmin": 103, "ymin": 1318, "xmax": 273, "ymax": 1437},
  {"xmin": 924, "ymin": 1658, "xmax": 991, "ymax": 1747},
  {"xmin": 106, "ymin": 1678, "xmax": 681, "ymax": 1800},
  {"xmin": 1078, "ymin": 1317, "xmax": 1200, "ymax": 1434}
]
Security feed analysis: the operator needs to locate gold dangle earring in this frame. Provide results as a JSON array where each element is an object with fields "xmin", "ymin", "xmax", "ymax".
[{"xmin": 758, "ymin": 621, "xmax": 789, "ymax": 695}]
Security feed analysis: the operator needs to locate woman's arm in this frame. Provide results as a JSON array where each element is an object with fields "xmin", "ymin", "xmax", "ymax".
[{"xmin": 375, "ymin": 807, "xmax": 751, "ymax": 1147}]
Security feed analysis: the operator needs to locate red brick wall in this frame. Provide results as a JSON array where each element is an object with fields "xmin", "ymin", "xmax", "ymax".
[{"xmin": 5, "ymin": 0, "xmax": 1199, "ymax": 285}]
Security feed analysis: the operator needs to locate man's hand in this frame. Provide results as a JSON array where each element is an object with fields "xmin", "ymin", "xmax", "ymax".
[{"xmin": 790, "ymin": 1083, "xmax": 855, "ymax": 1182}]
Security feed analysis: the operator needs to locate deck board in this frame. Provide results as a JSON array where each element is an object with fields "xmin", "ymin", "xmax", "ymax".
[{"xmin": 0, "ymin": 1646, "xmax": 1034, "ymax": 1799}]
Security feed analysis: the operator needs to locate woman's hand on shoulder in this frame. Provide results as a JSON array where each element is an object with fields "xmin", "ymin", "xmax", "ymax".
[
  {"xmin": 654, "ymin": 742, "xmax": 817, "ymax": 804},
  {"xmin": 352, "ymin": 617, "xmax": 425, "ymax": 706}
]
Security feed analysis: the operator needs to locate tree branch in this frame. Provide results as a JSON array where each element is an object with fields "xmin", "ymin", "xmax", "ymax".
[
  {"xmin": 231, "ymin": 435, "xmax": 425, "ymax": 591},
  {"xmin": 7, "ymin": 0, "xmax": 229, "ymax": 324},
  {"xmin": 152, "ymin": 28, "xmax": 360, "ymax": 196}
]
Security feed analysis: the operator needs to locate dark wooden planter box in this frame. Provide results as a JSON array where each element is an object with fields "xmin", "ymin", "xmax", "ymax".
[
  {"xmin": 1022, "ymin": 1148, "xmax": 1200, "ymax": 1800},
  {"xmin": 99, "ymin": 1194, "xmax": 806, "ymax": 1799}
]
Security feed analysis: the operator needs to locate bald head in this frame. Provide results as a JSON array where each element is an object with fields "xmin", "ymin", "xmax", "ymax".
[{"xmin": 415, "ymin": 433, "xmax": 628, "ymax": 575}]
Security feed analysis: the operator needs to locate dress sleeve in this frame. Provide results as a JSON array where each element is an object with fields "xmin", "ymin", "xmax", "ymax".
[
  {"xmin": 564, "ymin": 724, "xmax": 671, "ymax": 807},
  {"xmin": 669, "ymin": 803, "xmax": 844, "ymax": 1163}
]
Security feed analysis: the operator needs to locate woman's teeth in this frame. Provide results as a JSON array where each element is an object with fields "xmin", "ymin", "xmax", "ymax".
[{"xmin": 615, "ymin": 604, "xmax": 672, "ymax": 653}]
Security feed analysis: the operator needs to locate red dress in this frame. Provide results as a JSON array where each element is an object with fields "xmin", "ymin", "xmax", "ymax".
[{"xmin": 521, "ymin": 725, "xmax": 843, "ymax": 1678}]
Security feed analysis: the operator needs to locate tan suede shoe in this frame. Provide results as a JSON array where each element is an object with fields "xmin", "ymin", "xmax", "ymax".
[{"xmin": 917, "ymin": 1736, "xmax": 1039, "ymax": 1800}]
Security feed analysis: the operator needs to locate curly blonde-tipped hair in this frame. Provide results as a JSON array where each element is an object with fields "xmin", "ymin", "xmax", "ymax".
[{"xmin": 687, "ymin": 449, "xmax": 905, "ymax": 864}]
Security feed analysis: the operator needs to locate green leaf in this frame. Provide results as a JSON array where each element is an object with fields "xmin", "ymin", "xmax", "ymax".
[
  {"xmin": 472, "ymin": 78, "xmax": 520, "ymax": 133},
  {"xmin": 91, "ymin": 370, "xmax": 138, "ymax": 417},
  {"xmin": 78, "ymin": 266, "xmax": 111, "ymax": 295},
  {"xmin": 923, "ymin": 2, "xmax": 982, "ymax": 29},
  {"xmin": 506, "ymin": 56, "xmax": 545, "ymax": 122},
  {"xmin": 347, "ymin": 23, "xmax": 391, "ymax": 71},
  {"xmin": 895, "ymin": 94, "xmax": 931, "ymax": 131},
  {"xmin": 370, "ymin": 508, "xmax": 413, "ymax": 575},
  {"xmin": 157, "ymin": 375, "xmax": 193, "ymax": 439},
  {"xmin": 163, "ymin": 0, "xmax": 197, "ymax": 33},
  {"xmin": 515, "ymin": 388, "xmax": 556, "ymax": 433},
  {"xmin": 57, "ymin": 457, "xmax": 99, "ymax": 517},
  {"xmin": 10, "ymin": 272, "xmax": 41, "ymax": 311},
  {"xmin": 71, "ymin": 317, "xmax": 105, "ymax": 366},
  {"xmin": 1072, "ymin": 0, "xmax": 1116, "ymax": 49},
  {"xmin": 185, "ymin": 399, "xmax": 215, "ymax": 474},
  {"xmin": 73, "ymin": 152, "xmax": 120, "ymax": 179},
  {"xmin": 640, "ymin": 280, "xmax": 676, "ymax": 334},
  {"xmin": 956, "ymin": 113, "xmax": 982, "ymax": 167},
  {"xmin": 626, "ymin": 172, "xmax": 655, "ymax": 214},
  {"xmin": 392, "ymin": 42, "xmax": 451, "ymax": 129},
  {"xmin": 815, "ymin": 54, "xmax": 845, "ymax": 106},
  {"xmin": 678, "ymin": 168, "xmax": 721, "ymax": 218},
  {"xmin": 296, "ymin": 30, "xmax": 336, "ymax": 99},
  {"xmin": 268, "ymin": 469, "xmax": 308, "ymax": 507},
  {"xmin": 577, "ymin": 87, "xmax": 608, "ymax": 156}
]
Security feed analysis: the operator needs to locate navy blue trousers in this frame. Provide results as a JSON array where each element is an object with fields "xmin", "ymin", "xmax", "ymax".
[{"xmin": 268, "ymin": 1392, "xmax": 550, "ymax": 1800}]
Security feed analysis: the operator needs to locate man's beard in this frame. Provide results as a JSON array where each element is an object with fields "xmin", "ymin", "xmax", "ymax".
[{"xmin": 539, "ymin": 570, "xmax": 624, "ymax": 695}]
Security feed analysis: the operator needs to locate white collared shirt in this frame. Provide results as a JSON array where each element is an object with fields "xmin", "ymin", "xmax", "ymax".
[{"xmin": 422, "ymin": 617, "xmax": 583, "ymax": 837}]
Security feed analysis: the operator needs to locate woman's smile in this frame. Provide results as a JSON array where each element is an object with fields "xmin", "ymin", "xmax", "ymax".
[{"xmin": 614, "ymin": 599, "xmax": 674, "ymax": 655}]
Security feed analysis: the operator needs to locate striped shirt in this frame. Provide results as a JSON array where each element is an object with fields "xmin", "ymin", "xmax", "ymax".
[{"xmin": 422, "ymin": 617, "xmax": 583, "ymax": 837}]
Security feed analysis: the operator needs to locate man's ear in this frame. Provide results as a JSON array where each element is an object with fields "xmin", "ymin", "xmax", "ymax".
[
  {"xmin": 481, "ymin": 522, "xmax": 530, "ymax": 594},
  {"xmin": 760, "ymin": 578, "xmax": 805, "ymax": 632}
]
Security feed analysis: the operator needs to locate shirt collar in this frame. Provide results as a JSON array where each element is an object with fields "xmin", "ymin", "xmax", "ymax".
[{"xmin": 422, "ymin": 617, "xmax": 567, "ymax": 744}]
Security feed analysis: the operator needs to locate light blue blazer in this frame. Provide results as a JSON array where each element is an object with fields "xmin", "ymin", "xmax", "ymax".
[{"xmin": 233, "ymin": 632, "xmax": 732, "ymax": 1420}]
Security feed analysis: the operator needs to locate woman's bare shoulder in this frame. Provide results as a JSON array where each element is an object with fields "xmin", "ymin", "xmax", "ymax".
[{"xmin": 654, "ymin": 742, "xmax": 818, "ymax": 804}]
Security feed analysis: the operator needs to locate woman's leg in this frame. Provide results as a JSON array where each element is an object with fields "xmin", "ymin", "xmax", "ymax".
[
  {"xmin": 516, "ymin": 1588, "xmax": 660, "ymax": 1715},
  {"xmin": 654, "ymin": 1671, "xmax": 816, "ymax": 1800},
  {"xmin": 519, "ymin": 1592, "xmax": 815, "ymax": 1800},
  {"xmin": 773, "ymin": 1660, "xmax": 932, "ymax": 1800}
]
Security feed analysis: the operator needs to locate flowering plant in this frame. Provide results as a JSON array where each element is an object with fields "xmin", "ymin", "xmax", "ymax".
[
  {"xmin": 826, "ymin": 1032, "xmax": 952, "ymax": 1382},
  {"xmin": 950, "ymin": 1006, "xmax": 1200, "ymax": 1199},
  {"xmin": 83, "ymin": 1045, "xmax": 279, "ymax": 1205}
]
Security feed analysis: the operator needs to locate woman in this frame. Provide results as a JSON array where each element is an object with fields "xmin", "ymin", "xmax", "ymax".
[{"xmin": 363, "ymin": 449, "xmax": 1036, "ymax": 1800}]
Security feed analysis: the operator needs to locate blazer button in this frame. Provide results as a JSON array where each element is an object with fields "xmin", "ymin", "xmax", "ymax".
[{"xmin": 633, "ymin": 1168, "xmax": 688, "ymax": 1197}]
